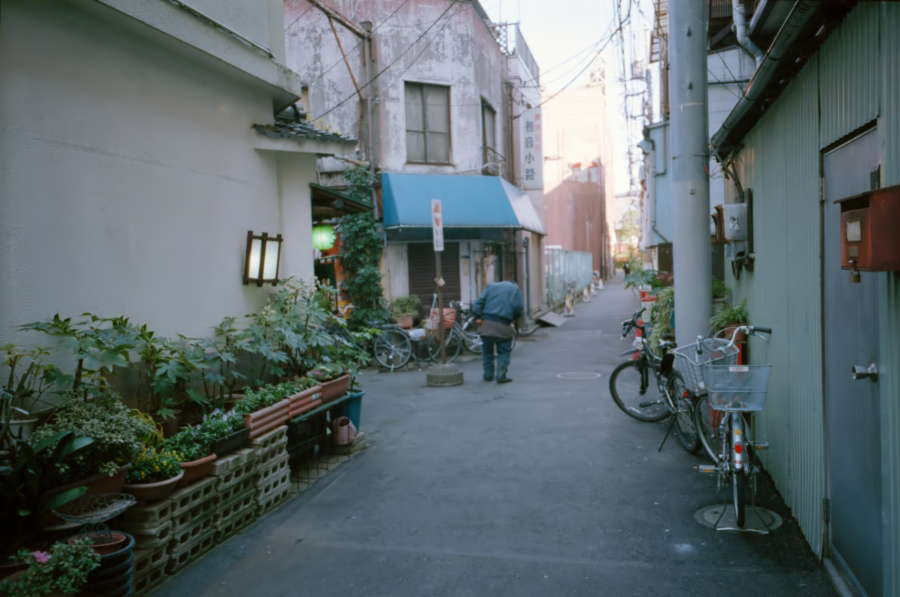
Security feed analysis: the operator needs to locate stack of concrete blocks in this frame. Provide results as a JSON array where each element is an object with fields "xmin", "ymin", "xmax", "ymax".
[
  {"xmin": 211, "ymin": 447, "xmax": 259, "ymax": 542},
  {"xmin": 250, "ymin": 426, "xmax": 292, "ymax": 518},
  {"xmin": 163, "ymin": 476, "xmax": 219, "ymax": 577},
  {"xmin": 120, "ymin": 498, "xmax": 174, "ymax": 596}
]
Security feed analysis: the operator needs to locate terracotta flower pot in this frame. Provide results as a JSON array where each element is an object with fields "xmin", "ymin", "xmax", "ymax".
[
  {"xmin": 68, "ymin": 531, "xmax": 128, "ymax": 556},
  {"xmin": 319, "ymin": 374, "xmax": 351, "ymax": 403},
  {"xmin": 122, "ymin": 470, "xmax": 184, "ymax": 504},
  {"xmin": 244, "ymin": 398, "xmax": 290, "ymax": 440},
  {"xmin": 395, "ymin": 314, "xmax": 414, "ymax": 329},
  {"xmin": 178, "ymin": 453, "xmax": 216, "ymax": 486}
]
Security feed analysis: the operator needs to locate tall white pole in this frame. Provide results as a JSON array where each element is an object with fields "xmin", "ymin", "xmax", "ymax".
[{"xmin": 668, "ymin": 0, "xmax": 712, "ymax": 345}]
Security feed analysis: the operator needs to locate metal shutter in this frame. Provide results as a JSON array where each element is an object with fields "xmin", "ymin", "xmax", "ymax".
[{"xmin": 407, "ymin": 242, "xmax": 460, "ymax": 318}]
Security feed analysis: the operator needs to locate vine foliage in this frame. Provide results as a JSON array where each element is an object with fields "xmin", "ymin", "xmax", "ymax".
[{"xmin": 338, "ymin": 166, "xmax": 386, "ymax": 326}]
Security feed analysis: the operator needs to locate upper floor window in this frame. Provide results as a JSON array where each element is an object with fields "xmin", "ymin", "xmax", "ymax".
[
  {"xmin": 482, "ymin": 100, "xmax": 496, "ymax": 166},
  {"xmin": 405, "ymin": 82, "xmax": 450, "ymax": 164}
]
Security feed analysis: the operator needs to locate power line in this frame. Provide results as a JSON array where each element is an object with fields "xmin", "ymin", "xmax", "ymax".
[
  {"xmin": 314, "ymin": 0, "xmax": 462, "ymax": 121},
  {"xmin": 294, "ymin": 0, "xmax": 413, "ymax": 90}
]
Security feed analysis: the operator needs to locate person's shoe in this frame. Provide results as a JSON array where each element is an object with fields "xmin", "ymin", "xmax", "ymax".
[
  {"xmin": 497, "ymin": 377, "xmax": 513, "ymax": 384},
  {"xmin": 483, "ymin": 375, "xmax": 494, "ymax": 382}
]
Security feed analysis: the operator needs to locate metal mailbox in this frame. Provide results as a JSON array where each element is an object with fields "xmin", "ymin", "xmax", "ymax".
[{"xmin": 835, "ymin": 184, "xmax": 900, "ymax": 271}]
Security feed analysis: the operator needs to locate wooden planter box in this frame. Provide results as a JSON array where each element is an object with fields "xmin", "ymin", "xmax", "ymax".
[
  {"xmin": 289, "ymin": 386, "xmax": 323, "ymax": 417},
  {"xmin": 243, "ymin": 398, "xmax": 291, "ymax": 440},
  {"xmin": 319, "ymin": 374, "xmax": 351, "ymax": 403}
]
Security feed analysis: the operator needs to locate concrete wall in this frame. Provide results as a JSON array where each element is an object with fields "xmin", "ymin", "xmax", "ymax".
[{"xmin": 0, "ymin": 1, "xmax": 316, "ymax": 342}]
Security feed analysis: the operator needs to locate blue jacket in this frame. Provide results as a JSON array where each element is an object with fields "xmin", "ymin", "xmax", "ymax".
[{"xmin": 472, "ymin": 281, "xmax": 524, "ymax": 324}]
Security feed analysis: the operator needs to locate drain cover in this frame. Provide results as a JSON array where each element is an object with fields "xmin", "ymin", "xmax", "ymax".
[
  {"xmin": 694, "ymin": 504, "xmax": 783, "ymax": 533},
  {"xmin": 556, "ymin": 372, "xmax": 602, "ymax": 380}
]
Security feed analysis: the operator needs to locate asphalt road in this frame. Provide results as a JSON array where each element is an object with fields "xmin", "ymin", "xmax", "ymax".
[{"xmin": 155, "ymin": 274, "xmax": 837, "ymax": 597}]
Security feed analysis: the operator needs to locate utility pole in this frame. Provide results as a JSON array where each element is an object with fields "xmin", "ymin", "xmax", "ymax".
[{"xmin": 668, "ymin": 0, "xmax": 712, "ymax": 346}]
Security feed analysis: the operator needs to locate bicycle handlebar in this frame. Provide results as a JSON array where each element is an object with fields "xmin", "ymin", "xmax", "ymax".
[{"xmin": 620, "ymin": 307, "xmax": 647, "ymax": 338}]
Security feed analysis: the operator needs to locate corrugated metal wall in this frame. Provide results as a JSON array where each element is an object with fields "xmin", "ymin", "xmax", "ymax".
[
  {"xmin": 818, "ymin": 4, "xmax": 881, "ymax": 147},
  {"xmin": 729, "ymin": 57, "xmax": 825, "ymax": 554},
  {"xmin": 725, "ymin": 1, "xmax": 900, "ymax": 580},
  {"xmin": 880, "ymin": 4, "xmax": 900, "ymax": 595}
]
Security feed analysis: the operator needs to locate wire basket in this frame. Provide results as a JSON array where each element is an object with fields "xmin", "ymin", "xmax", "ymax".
[
  {"xmin": 673, "ymin": 337, "xmax": 739, "ymax": 393},
  {"xmin": 701, "ymin": 364, "xmax": 772, "ymax": 411}
]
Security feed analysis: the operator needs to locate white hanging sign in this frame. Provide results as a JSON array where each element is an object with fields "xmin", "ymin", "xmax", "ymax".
[{"xmin": 431, "ymin": 199, "xmax": 444, "ymax": 252}]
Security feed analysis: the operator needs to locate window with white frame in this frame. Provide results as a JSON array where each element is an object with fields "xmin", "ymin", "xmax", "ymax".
[{"xmin": 405, "ymin": 82, "xmax": 450, "ymax": 164}]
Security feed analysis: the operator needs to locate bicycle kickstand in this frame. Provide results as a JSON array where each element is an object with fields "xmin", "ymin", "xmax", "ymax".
[{"xmin": 657, "ymin": 416, "xmax": 677, "ymax": 452}]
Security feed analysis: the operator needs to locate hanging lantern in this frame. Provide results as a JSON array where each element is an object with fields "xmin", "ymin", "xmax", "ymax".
[{"xmin": 312, "ymin": 225, "xmax": 336, "ymax": 250}]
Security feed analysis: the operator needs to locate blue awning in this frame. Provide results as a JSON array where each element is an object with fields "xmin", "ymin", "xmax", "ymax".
[{"xmin": 381, "ymin": 173, "xmax": 545, "ymax": 238}]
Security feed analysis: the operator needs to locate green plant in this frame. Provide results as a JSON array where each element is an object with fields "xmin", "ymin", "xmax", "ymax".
[
  {"xmin": 0, "ymin": 431, "xmax": 94, "ymax": 556},
  {"xmin": 624, "ymin": 267, "xmax": 657, "ymax": 290},
  {"xmin": 710, "ymin": 297, "xmax": 749, "ymax": 330},
  {"xmin": 712, "ymin": 276, "xmax": 729, "ymax": 300},
  {"xmin": 200, "ymin": 318, "xmax": 247, "ymax": 402},
  {"xmin": 195, "ymin": 409, "xmax": 245, "ymax": 441},
  {"xmin": 0, "ymin": 539, "xmax": 100, "ymax": 597},
  {"xmin": 338, "ymin": 166, "xmax": 387, "ymax": 328},
  {"xmin": 389, "ymin": 295, "xmax": 421, "ymax": 319},
  {"xmin": 234, "ymin": 379, "xmax": 312, "ymax": 415},
  {"xmin": 308, "ymin": 363, "xmax": 345, "ymax": 383},
  {"xmin": 20, "ymin": 314, "xmax": 135, "ymax": 399},
  {"xmin": 648, "ymin": 286, "xmax": 675, "ymax": 354},
  {"xmin": 1, "ymin": 345, "xmax": 64, "ymax": 414},
  {"xmin": 125, "ymin": 446, "xmax": 181, "ymax": 484},
  {"xmin": 29, "ymin": 388, "xmax": 155, "ymax": 483},
  {"xmin": 132, "ymin": 326, "xmax": 207, "ymax": 420}
]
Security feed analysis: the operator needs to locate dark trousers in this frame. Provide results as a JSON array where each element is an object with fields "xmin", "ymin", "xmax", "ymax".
[{"xmin": 481, "ymin": 336, "xmax": 512, "ymax": 380}]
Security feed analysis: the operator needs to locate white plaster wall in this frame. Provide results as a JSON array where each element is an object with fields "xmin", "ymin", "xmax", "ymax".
[
  {"xmin": 0, "ymin": 2, "xmax": 303, "ymax": 342},
  {"xmin": 381, "ymin": 244, "xmax": 409, "ymax": 302},
  {"xmin": 276, "ymin": 153, "xmax": 319, "ymax": 282}
]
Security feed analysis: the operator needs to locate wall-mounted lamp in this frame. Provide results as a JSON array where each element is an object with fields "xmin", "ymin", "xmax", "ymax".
[
  {"xmin": 312, "ymin": 225, "xmax": 336, "ymax": 251},
  {"xmin": 243, "ymin": 230, "xmax": 282, "ymax": 286}
]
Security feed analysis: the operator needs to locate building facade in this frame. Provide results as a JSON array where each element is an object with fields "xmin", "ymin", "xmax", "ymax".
[{"xmin": 283, "ymin": 0, "xmax": 546, "ymax": 320}]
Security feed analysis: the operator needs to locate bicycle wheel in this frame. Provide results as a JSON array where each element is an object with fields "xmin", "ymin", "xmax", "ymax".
[
  {"xmin": 461, "ymin": 319, "xmax": 482, "ymax": 353},
  {"xmin": 733, "ymin": 470, "xmax": 746, "ymax": 527},
  {"xmin": 693, "ymin": 397, "xmax": 725, "ymax": 463},
  {"xmin": 426, "ymin": 330, "xmax": 462, "ymax": 363},
  {"xmin": 608, "ymin": 360, "xmax": 670, "ymax": 422},
  {"xmin": 373, "ymin": 329, "xmax": 412, "ymax": 370},
  {"xmin": 667, "ymin": 371, "xmax": 701, "ymax": 454}
]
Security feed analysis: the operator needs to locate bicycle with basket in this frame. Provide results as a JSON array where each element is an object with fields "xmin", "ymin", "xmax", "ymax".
[{"xmin": 674, "ymin": 325, "xmax": 772, "ymax": 528}]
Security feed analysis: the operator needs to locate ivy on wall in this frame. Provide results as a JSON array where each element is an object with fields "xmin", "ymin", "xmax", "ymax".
[{"xmin": 338, "ymin": 166, "xmax": 386, "ymax": 326}]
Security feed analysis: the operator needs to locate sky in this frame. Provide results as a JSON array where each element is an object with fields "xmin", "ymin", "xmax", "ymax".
[{"xmin": 480, "ymin": 0, "xmax": 656, "ymax": 198}]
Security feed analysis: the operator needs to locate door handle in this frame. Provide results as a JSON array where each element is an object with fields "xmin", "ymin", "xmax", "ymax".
[{"xmin": 851, "ymin": 364, "xmax": 878, "ymax": 383}]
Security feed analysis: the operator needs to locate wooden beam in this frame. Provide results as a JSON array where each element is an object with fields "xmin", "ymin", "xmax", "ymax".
[{"xmin": 307, "ymin": 0, "xmax": 368, "ymax": 39}]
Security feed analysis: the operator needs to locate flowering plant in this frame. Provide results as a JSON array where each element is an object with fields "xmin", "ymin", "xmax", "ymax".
[
  {"xmin": 125, "ymin": 446, "xmax": 181, "ymax": 484},
  {"xmin": 308, "ymin": 363, "xmax": 345, "ymax": 382},
  {"xmin": 0, "ymin": 539, "xmax": 99, "ymax": 597},
  {"xmin": 195, "ymin": 409, "xmax": 245, "ymax": 441}
]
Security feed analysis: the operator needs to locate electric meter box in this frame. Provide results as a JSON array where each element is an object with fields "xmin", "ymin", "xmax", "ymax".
[
  {"xmin": 712, "ymin": 203, "xmax": 748, "ymax": 244},
  {"xmin": 835, "ymin": 184, "xmax": 900, "ymax": 271}
]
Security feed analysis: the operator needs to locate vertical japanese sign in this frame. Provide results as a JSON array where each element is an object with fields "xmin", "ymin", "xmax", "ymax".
[
  {"xmin": 520, "ymin": 107, "xmax": 544, "ymax": 190},
  {"xmin": 431, "ymin": 199, "xmax": 444, "ymax": 252}
]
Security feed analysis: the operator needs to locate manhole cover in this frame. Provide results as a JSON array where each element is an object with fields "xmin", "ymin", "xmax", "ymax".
[
  {"xmin": 694, "ymin": 504, "xmax": 783, "ymax": 533},
  {"xmin": 556, "ymin": 372, "xmax": 602, "ymax": 380}
]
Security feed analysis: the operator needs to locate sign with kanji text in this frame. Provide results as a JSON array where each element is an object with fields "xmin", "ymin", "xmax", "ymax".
[
  {"xmin": 520, "ymin": 107, "xmax": 544, "ymax": 190},
  {"xmin": 431, "ymin": 199, "xmax": 444, "ymax": 252}
]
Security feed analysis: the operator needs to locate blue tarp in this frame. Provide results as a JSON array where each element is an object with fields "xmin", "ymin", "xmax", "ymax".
[{"xmin": 381, "ymin": 173, "xmax": 544, "ymax": 234}]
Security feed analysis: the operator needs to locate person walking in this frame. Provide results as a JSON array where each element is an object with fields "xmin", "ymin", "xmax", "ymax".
[{"xmin": 472, "ymin": 280, "xmax": 523, "ymax": 384}]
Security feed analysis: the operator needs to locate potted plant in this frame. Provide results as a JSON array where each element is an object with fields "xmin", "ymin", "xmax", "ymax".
[
  {"xmin": 648, "ymin": 286, "xmax": 675, "ymax": 354},
  {"xmin": 1, "ymin": 345, "xmax": 64, "ymax": 446},
  {"xmin": 235, "ymin": 380, "xmax": 306, "ymax": 439},
  {"xmin": 0, "ymin": 431, "xmax": 95, "ymax": 561},
  {"xmin": 389, "ymin": 296, "xmax": 421, "ymax": 329},
  {"xmin": 121, "ymin": 446, "xmax": 183, "ymax": 503},
  {"xmin": 160, "ymin": 427, "xmax": 215, "ymax": 487},
  {"xmin": 308, "ymin": 363, "xmax": 350, "ymax": 403},
  {"xmin": 0, "ymin": 539, "xmax": 100, "ymax": 597},
  {"xmin": 196, "ymin": 409, "xmax": 250, "ymax": 457},
  {"xmin": 29, "ymin": 389, "xmax": 155, "ymax": 498},
  {"xmin": 710, "ymin": 298, "xmax": 750, "ymax": 363},
  {"xmin": 711, "ymin": 276, "xmax": 730, "ymax": 313}
]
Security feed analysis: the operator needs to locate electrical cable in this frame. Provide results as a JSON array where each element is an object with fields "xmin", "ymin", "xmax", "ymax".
[{"xmin": 314, "ymin": 0, "xmax": 462, "ymax": 121}]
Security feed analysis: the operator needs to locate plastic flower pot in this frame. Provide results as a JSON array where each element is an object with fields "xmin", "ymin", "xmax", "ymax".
[
  {"xmin": 67, "ymin": 531, "xmax": 128, "ymax": 556},
  {"xmin": 319, "ymin": 374, "xmax": 351, "ymax": 403},
  {"xmin": 122, "ymin": 470, "xmax": 184, "ymax": 504},
  {"xmin": 289, "ymin": 386, "xmax": 322, "ymax": 417},
  {"xmin": 212, "ymin": 426, "xmax": 250, "ymax": 457},
  {"xmin": 177, "ymin": 453, "xmax": 216, "ymax": 486}
]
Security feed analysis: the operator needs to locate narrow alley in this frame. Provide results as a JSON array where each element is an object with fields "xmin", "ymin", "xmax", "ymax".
[{"xmin": 155, "ymin": 276, "xmax": 836, "ymax": 597}]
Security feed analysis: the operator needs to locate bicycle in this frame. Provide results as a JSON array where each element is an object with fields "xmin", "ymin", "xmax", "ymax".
[
  {"xmin": 677, "ymin": 325, "xmax": 772, "ymax": 527},
  {"xmin": 449, "ymin": 300, "xmax": 517, "ymax": 355},
  {"xmin": 330, "ymin": 305, "xmax": 432, "ymax": 372},
  {"xmin": 608, "ymin": 308, "xmax": 701, "ymax": 454}
]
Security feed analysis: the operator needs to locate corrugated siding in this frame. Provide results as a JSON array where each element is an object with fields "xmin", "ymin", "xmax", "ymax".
[
  {"xmin": 729, "ymin": 57, "xmax": 825, "ymax": 555},
  {"xmin": 880, "ymin": 4, "xmax": 900, "ymax": 595},
  {"xmin": 818, "ymin": 4, "xmax": 881, "ymax": 148}
]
